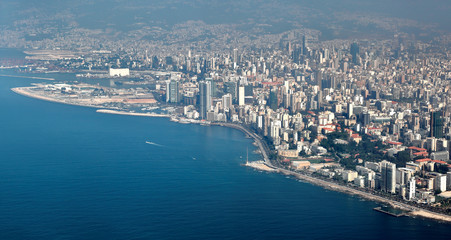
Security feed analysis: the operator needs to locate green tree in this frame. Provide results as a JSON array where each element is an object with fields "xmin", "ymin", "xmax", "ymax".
[{"xmin": 393, "ymin": 150, "xmax": 410, "ymax": 167}]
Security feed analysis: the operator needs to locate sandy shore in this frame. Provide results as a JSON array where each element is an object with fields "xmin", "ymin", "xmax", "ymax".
[{"xmin": 96, "ymin": 109, "xmax": 169, "ymax": 118}]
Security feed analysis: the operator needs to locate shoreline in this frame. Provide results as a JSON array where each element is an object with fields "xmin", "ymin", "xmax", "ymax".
[
  {"xmin": 96, "ymin": 109, "xmax": 170, "ymax": 118},
  {"xmin": 211, "ymin": 123, "xmax": 451, "ymax": 224},
  {"xmin": 12, "ymin": 87, "xmax": 101, "ymax": 109},
  {"xmin": 0, "ymin": 74, "xmax": 55, "ymax": 81},
  {"xmin": 11, "ymin": 86, "xmax": 451, "ymax": 224}
]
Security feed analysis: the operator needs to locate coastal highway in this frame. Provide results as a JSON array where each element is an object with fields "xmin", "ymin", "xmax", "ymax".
[
  {"xmin": 11, "ymin": 85, "xmax": 451, "ymax": 222},
  {"xmin": 213, "ymin": 122, "xmax": 451, "ymax": 223},
  {"xmin": 7, "ymin": 87, "xmax": 451, "ymax": 223},
  {"xmin": 277, "ymin": 168, "xmax": 451, "ymax": 222},
  {"xmin": 213, "ymin": 123, "xmax": 272, "ymax": 167}
]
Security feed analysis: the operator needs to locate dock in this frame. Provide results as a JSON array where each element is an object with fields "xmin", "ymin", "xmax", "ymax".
[
  {"xmin": 243, "ymin": 161, "xmax": 277, "ymax": 172},
  {"xmin": 373, "ymin": 207, "xmax": 407, "ymax": 217}
]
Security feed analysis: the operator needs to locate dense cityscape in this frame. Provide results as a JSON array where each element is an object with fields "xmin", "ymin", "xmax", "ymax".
[{"xmin": 2, "ymin": 0, "xmax": 451, "ymax": 225}]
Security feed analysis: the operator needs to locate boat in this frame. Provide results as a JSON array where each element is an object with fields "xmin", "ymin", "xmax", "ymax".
[
  {"xmin": 145, "ymin": 141, "xmax": 163, "ymax": 147},
  {"xmin": 179, "ymin": 118, "xmax": 191, "ymax": 124},
  {"xmin": 200, "ymin": 121, "xmax": 211, "ymax": 126}
]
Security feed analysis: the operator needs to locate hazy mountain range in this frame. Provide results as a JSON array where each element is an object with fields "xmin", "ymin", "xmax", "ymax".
[{"xmin": 1, "ymin": 0, "xmax": 449, "ymax": 41}]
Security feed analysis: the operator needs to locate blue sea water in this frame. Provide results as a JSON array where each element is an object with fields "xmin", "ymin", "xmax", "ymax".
[{"xmin": 0, "ymin": 71, "xmax": 450, "ymax": 239}]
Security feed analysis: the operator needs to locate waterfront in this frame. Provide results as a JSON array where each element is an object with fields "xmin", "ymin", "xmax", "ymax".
[
  {"xmin": 11, "ymin": 82, "xmax": 451, "ymax": 223},
  {"xmin": 1, "ymin": 72, "xmax": 451, "ymax": 239}
]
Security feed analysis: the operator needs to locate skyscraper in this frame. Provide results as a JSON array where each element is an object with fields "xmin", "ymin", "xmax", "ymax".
[
  {"xmin": 238, "ymin": 85, "xmax": 245, "ymax": 106},
  {"xmin": 205, "ymin": 78, "xmax": 217, "ymax": 97},
  {"xmin": 233, "ymin": 48, "xmax": 238, "ymax": 64},
  {"xmin": 362, "ymin": 112, "xmax": 370, "ymax": 126},
  {"xmin": 166, "ymin": 80, "xmax": 180, "ymax": 103},
  {"xmin": 199, "ymin": 81, "xmax": 212, "ymax": 119},
  {"xmin": 350, "ymin": 43, "xmax": 359, "ymax": 65},
  {"xmin": 317, "ymin": 91, "xmax": 322, "ymax": 109},
  {"xmin": 222, "ymin": 93, "xmax": 232, "ymax": 111},
  {"xmin": 315, "ymin": 70, "xmax": 322, "ymax": 90},
  {"xmin": 302, "ymin": 35, "xmax": 307, "ymax": 55},
  {"xmin": 224, "ymin": 81, "xmax": 237, "ymax": 101},
  {"xmin": 407, "ymin": 177, "xmax": 416, "ymax": 200},
  {"xmin": 347, "ymin": 103, "xmax": 354, "ymax": 118},
  {"xmin": 381, "ymin": 161, "xmax": 396, "ymax": 194},
  {"xmin": 430, "ymin": 110, "xmax": 444, "ymax": 138},
  {"xmin": 269, "ymin": 89, "xmax": 278, "ymax": 110}
]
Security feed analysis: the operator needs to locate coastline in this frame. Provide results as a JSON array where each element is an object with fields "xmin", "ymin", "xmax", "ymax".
[
  {"xmin": 12, "ymin": 87, "xmax": 100, "ymax": 109},
  {"xmin": 11, "ymin": 86, "xmax": 451, "ymax": 224},
  {"xmin": 96, "ymin": 109, "xmax": 170, "ymax": 118},
  {"xmin": 0, "ymin": 74, "xmax": 55, "ymax": 81},
  {"xmin": 212, "ymin": 122, "xmax": 451, "ymax": 224}
]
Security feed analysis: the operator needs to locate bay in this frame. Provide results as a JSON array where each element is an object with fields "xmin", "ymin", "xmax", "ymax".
[{"xmin": 0, "ymin": 71, "xmax": 449, "ymax": 240}]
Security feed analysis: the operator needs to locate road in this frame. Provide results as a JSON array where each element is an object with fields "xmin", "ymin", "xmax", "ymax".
[{"xmin": 212, "ymin": 122, "xmax": 451, "ymax": 223}]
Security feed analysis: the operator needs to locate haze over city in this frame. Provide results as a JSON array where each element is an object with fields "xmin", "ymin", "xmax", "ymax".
[{"xmin": 1, "ymin": 0, "xmax": 451, "ymax": 239}]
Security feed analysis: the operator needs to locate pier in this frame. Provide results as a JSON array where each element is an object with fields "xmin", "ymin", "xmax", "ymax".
[{"xmin": 373, "ymin": 207, "xmax": 408, "ymax": 217}]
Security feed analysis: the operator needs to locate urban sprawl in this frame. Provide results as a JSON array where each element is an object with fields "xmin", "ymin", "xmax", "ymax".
[{"xmin": 3, "ymin": 30, "xmax": 451, "ymax": 219}]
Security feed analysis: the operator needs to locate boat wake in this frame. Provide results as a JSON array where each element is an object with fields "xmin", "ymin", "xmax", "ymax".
[{"xmin": 145, "ymin": 141, "xmax": 164, "ymax": 147}]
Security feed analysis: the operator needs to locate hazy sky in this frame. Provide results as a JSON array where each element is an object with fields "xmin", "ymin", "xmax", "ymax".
[{"xmin": 1, "ymin": 0, "xmax": 450, "ymax": 39}]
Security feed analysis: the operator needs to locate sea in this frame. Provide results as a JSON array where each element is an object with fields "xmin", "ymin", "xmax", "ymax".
[{"xmin": 0, "ymin": 50, "xmax": 450, "ymax": 239}]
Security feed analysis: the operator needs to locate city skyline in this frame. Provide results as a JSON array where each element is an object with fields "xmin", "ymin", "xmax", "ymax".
[{"xmin": 1, "ymin": 0, "xmax": 451, "ymax": 238}]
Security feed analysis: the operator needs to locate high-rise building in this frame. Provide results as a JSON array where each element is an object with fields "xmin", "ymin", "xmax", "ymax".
[
  {"xmin": 199, "ymin": 81, "xmax": 212, "ymax": 119},
  {"xmin": 412, "ymin": 114, "xmax": 420, "ymax": 131},
  {"xmin": 347, "ymin": 103, "xmax": 354, "ymax": 118},
  {"xmin": 238, "ymin": 85, "xmax": 245, "ymax": 106},
  {"xmin": 362, "ymin": 112, "xmax": 370, "ymax": 126},
  {"xmin": 166, "ymin": 80, "xmax": 180, "ymax": 103},
  {"xmin": 407, "ymin": 177, "xmax": 416, "ymax": 200},
  {"xmin": 317, "ymin": 91, "xmax": 323, "ymax": 109},
  {"xmin": 381, "ymin": 160, "xmax": 396, "ymax": 194},
  {"xmin": 222, "ymin": 93, "xmax": 232, "ymax": 110},
  {"xmin": 302, "ymin": 35, "xmax": 307, "ymax": 55},
  {"xmin": 435, "ymin": 174, "xmax": 447, "ymax": 193},
  {"xmin": 233, "ymin": 48, "xmax": 238, "ymax": 64},
  {"xmin": 315, "ymin": 70, "xmax": 322, "ymax": 90},
  {"xmin": 205, "ymin": 78, "xmax": 217, "ymax": 97},
  {"xmin": 350, "ymin": 43, "xmax": 360, "ymax": 65},
  {"xmin": 224, "ymin": 81, "xmax": 237, "ymax": 101},
  {"xmin": 269, "ymin": 90, "xmax": 278, "ymax": 110},
  {"xmin": 430, "ymin": 110, "xmax": 444, "ymax": 138}
]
